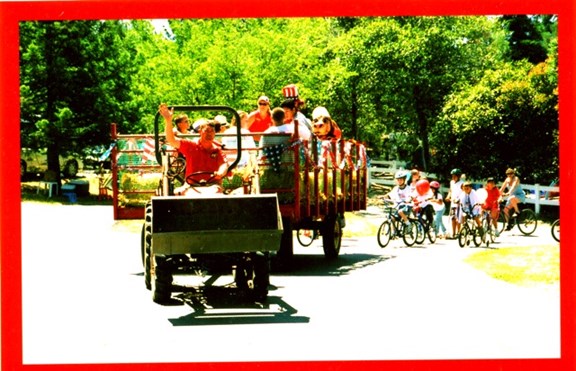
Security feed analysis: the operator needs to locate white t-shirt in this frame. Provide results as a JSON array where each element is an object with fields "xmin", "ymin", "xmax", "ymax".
[
  {"xmin": 389, "ymin": 184, "xmax": 412, "ymax": 204},
  {"xmin": 276, "ymin": 121, "xmax": 312, "ymax": 141},
  {"xmin": 412, "ymin": 189, "xmax": 433, "ymax": 208},
  {"xmin": 459, "ymin": 189, "xmax": 480, "ymax": 213},
  {"xmin": 450, "ymin": 179, "xmax": 463, "ymax": 208},
  {"xmin": 431, "ymin": 192, "xmax": 445, "ymax": 212},
  {"xmin": 295, "ymin": 112, "xmax": 312, "ymax": 132}
]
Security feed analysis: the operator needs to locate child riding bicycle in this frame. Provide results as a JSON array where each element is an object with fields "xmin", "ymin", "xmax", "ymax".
[
  {"xmin": 387, "ymin": 170, "xmax": 413, "ymax": 226},
  {"xmin": 459, "ymin": 181, "xmax": 483, "ymax": 232},
  {"xmin": 481, "ymin": 177, "xmax": 501, "ymax": 236}
]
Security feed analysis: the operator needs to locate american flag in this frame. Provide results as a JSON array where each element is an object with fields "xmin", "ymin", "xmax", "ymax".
[
  {"xmin": 142, "ymin": 138, "xmax": 156, "ymax": 164},
  {"xmin": 262, "ymin": 143, "xmax": 286, "ymax": 172}
]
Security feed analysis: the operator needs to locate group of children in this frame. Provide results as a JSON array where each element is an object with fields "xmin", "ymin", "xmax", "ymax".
[{"xmin": 388, "ymin": 167, "xmax": 524, "ymax": 240}]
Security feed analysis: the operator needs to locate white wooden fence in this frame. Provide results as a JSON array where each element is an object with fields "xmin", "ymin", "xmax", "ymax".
[{"xmin": 368, "ymin": 160, "xmax": 559, "ymax": 215}]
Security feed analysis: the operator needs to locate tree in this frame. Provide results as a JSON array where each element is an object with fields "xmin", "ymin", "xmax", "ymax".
[
  {"xmin": 431, "ymin": 57, "xmax": 558, "ymax": 184},
  {"xmin": 20, "ymin": 21, "xmax": 139, "ymax": 185},
  {"xmin": 500, "ymin": 15, "xmax": 549, "ymax": 64},
  {"xmin": 322, "ymin": 17, "xmax": 508, "ymax": 169}
]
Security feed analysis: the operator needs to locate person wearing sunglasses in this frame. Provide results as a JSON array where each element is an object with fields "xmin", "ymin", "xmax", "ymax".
[
  {"xmin": 158, "ymin": 103, "xmax": 228, "ymax": 194},
  {"xmin": 247, "ymin": 95, "xmax": 272, "ymax": 143}
]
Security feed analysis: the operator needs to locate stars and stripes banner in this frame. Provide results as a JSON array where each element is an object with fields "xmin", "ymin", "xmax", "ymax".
[
  {"xmin": 141, "ymin": 138, "xmax": 156, "ymax": 164},
  {"xmin": 261, "ymin": 143, "xmax": 287, "ymax": 172}
]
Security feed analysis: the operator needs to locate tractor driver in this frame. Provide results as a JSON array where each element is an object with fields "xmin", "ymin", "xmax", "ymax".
[{"xmin": 158, "ymin": 103, "xmax": 228, "ymax": 195}]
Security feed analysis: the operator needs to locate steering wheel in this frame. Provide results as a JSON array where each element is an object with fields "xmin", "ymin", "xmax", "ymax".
[
  {"xmin": 167, "ymin": 157, "xmax": 186, "ymax": 178},
  {"xmin": 186, "ymin": 171, "xmax": 218, "ymax": 186}
]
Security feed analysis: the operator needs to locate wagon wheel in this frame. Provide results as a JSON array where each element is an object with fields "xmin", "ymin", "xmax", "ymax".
[
  {"xmin": 322, "ymin": 215, "xmax": 342, "ymax": 259},
  {"xmin": 297, "ymin": 228, "xmax": 317, "ymax": 247},
  {"xmin": 234, "ymin": 252, "xmax": 270, "ymax": 302}
]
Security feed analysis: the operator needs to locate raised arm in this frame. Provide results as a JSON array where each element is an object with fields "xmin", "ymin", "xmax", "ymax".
[{"xmin": 158, "ymin": 103, "xmax": 180, "ymax": 149}]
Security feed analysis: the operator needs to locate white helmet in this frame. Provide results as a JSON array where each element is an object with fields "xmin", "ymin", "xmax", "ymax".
[
  {"xmin": 312, "ymin": 106, "xmax": 331, "ymax": 120},
  {"xmin": 395, "ymin": 170, "xmax": 408, "ymax": 179}
]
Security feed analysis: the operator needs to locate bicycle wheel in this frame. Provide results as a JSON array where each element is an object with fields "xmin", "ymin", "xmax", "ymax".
[
  {"xmin": 483, "ymin": 218, "xmax": 494, "ymax": 247},
  {"xmin": 458, "ymin": 225, "xmax": 469, "ymax": 248},
  {"xmin": 402, "ymin": 223, "xmax": 417, "ymax": 247},
  {"xmin": 473, "ymin": 225, "xmax": 482, "ymax": 247},
  {"xmin": 377, "ymin": 221, "xmax": 392, "ymax": 248},
  {"xmin": 517, "ymin": 209, "xmax": 538, "ymax": 235},
  {"xmin": 551, "ymin": 219, "xmax": 560, "ymax": 242},
  {"xmin": 415, "ymin": 220, "xmax": 426, "ymax": 245},
  {"xmin": 427, "ymin": 224, "xmax": 437, "ymax": 244},
  {"xmin": 296, "ymin": 229, "xmax": 316, "ymax": 247},
  {"xmin": 497, "ymin": 211, "xmax": 507, "ymax": 234}
]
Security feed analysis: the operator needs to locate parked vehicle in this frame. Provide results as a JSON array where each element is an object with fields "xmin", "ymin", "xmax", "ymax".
[{"xmin": 20, "ymin": 148, "xmax": 80, "ymax": 179}]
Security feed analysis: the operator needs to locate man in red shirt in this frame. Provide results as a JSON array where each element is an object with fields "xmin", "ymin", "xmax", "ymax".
[
  {"xmin": 158, "ymin": 104, "xmax": 228, "ymax": 194},
  {"xmin": 247, "ymin": 95, "xmax": 272, "ymax": 142},
  {"xmin": 482, "ymin": 177, "xmax": 501, "ymax": 235}
]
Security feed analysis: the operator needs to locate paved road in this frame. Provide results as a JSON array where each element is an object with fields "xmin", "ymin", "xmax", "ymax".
[{"xmin": 21, "ymin": 202, "xmax": 560, "ymax": 365}]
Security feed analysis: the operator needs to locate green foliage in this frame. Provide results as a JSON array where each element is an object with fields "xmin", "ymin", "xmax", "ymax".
[
  {"xmin": 432, "ymin": 58, "xmax": 558, "ymax": 183},
  {"xmin": 20, "ymin": 20, "xmax": 141, "ymax": 178},
  {"xmin": 19, "ymin": 16, "xmax": 558, "ymax": 187}
]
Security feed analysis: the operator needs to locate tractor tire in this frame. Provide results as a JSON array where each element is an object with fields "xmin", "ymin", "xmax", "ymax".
[
  {"xmin": 235, "ymin": 252, "xmax": 270, "ymax": 302},
  {"xmin": 152, "ymin": 256, "xmax": 172, "ymax": 304}
]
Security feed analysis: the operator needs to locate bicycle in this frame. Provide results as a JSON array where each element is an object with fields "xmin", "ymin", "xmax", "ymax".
[
  {"xmin": 411, "ymin": 204, "xmax": 437, "ymax": 245},
  {"xmin": 497, "ymin": 199, "xmax": 538, "ymax": 235},
  {"xmin": 458, "ymin": 210, "xmax": 483, "ymax": 248},
  {"xmin": 377, "ymin": 200, "xmax": 423, "ymax": 248},
  {"xmin": 477, "ymin": 209, "xmax": 497, "ymax": 248},
  {"xmin": 551, "ymin": 219, "xmax": 559, "ymax": 242}
]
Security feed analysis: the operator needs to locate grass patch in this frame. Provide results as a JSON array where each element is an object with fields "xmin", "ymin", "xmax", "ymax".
[
  {"xmin": 465, "ymin": 244, "xmax": 559, "ymax": 287},
  {"xmin": 343, "ymin": 212, "xmax": 381, "ymax": 238}
]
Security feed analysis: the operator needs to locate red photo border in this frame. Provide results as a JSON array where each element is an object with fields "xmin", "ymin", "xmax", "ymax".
[{"xmin": 1, "ymin": 0, "xmax": 574, "ymax": 370}]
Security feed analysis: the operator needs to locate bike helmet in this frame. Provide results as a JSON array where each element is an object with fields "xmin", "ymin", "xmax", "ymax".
[
  {"xmin": 450, "ymin": 168, "xmax": 462, "ymax": 176},
  {"xmin": 430, "ymin": 180, "xmax": 440, "ymax": 189},
  {"xmin": 395, "ymin": 170, "xmax": 408, "ymax": 179}
]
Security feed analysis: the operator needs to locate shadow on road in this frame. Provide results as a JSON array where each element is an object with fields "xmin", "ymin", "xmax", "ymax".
[
  {"xmin": 168, "ymin": 291, "xmax": 309, "ymax": 326},
  {"xmin": 273, "ymin": 252, "xmax": 394, "ymax": 277}
]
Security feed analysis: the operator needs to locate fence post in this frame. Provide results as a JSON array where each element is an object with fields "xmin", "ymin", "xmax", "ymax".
[
  {"xmin": 534, "ymin": 184, "xmax": 540, "ymax": 215},
  {"xmin": 368, "ymin": 167, "xmax": 373, "ymax": 187}
]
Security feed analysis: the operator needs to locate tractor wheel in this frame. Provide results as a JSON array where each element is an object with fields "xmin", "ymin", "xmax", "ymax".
[
  {"xmin": 235, "ymin": 252, "xmax": 270, "ymax": 302},
  {"xmin": 322, "ymin": 215, "xmax": 342, "ymax": 259},
  {"xmin": 143, "ymin": 202, "xmax": 153, "ymax": 290},
  {"xmin": 152, "ymin": 256, "xmax": 172, "ymax": 304}
]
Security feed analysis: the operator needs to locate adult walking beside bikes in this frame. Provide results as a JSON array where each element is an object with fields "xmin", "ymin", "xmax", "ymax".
[
  {"xmin": 445, "ymin": 168, "xmax": 464, "ymax": 239},
  {"xmin": 499, "ymin": 168, "xmax": 526, "ymax": 231}
]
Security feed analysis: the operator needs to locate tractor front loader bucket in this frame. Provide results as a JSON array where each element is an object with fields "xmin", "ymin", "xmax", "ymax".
[{"xmin": 151, "ymin": 194, "xmax": 283, "ymax": 255}]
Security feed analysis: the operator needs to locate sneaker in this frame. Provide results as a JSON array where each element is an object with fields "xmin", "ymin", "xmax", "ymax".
[
  {"xmin": 505, "ymin": 224, "xmax": 514, "ymax": 231},
  {"xmin": 495, "ymin": 230, "xmax": 500, "ymax": 237}
]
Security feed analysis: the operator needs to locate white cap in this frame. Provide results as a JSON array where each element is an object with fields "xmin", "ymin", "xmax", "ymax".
[
  {"xmin": 214, "ymin": 115, "xmax": 228, "ymax": 125},
  {"xmin": 312, "ymin": 106, "xmax": 331, "ymax": 120}
]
